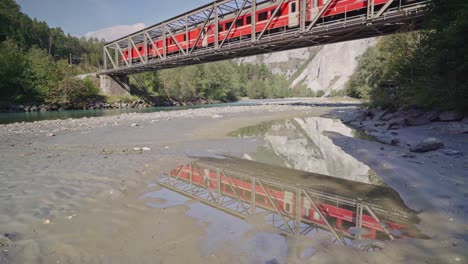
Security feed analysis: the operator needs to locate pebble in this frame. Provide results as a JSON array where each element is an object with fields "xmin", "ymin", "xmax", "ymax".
[
  {"xmin": 43, "ymin": 219, "xmax": 50, "ymax": 225},
  {"xmin": 130, "ymin": 123, "xmax": 138, "ymax": 127},
  {"xmin": 142, "ymin": 147, "xmax": 151, "ymax": 151},
  {"xmin": 133, "ymin": 147, "xmax": 142, "ymax": 151},
  {"xmin": 47, "ymin": 133, "xmax": 55, "ymax": 137}
]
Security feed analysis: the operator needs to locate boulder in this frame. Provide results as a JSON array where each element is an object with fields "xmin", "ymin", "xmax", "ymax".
[
  {"xmin": 387, "ymin": 117, "xmax": 406, "ymax": 130},
  {"xmin": 373, "ymin": 110, "xmax": 389, "ymax": 121},
  {"xmin": 381, "ymin": 111, "xmax": 397, "ymax": 121},
  {"xmin": 442, "ymin": 149, "xmax": 463, "ymax": 157},
  {"xmin": 410, "ymin": 138, "xmax": 444, "ymax": 153},
  {"xmin": 0, "ymin": 234, "xmax": 12, "ymax": 247},
  {"xmin": 439, "ymin": 111, "xmax": 463, "ymax": 122},
  {"xmin": 369, "ymin": 132, "xmax": 400, "ymax": 145},
  {"xmin": 407, "ymin": 111, "xmax": 439, "ymax": 126}
]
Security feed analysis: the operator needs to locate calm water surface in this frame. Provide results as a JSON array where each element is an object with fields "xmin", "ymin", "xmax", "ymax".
[{"xmin": 0, "ymin": 101, "xmax": 256, "ymax": 124}]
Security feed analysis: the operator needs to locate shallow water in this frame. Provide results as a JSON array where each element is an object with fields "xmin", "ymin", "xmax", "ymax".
[{"xmin": 0, "ymin": 101, "xmax": 255, "ymax": 124}]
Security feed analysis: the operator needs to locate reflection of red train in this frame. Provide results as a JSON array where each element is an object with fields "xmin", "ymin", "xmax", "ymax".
[
  {"xmin": 170, "ymin": 163, "xmax": 416, "ymax": 240},
  {"xmin": 123, "ymin": 0, "xmax": 415, "ymax": 61}
]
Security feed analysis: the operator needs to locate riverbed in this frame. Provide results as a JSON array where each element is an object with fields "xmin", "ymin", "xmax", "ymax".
[{"xmin": 0, "ymin": 102, "xmax": 466, "ymax": 263}]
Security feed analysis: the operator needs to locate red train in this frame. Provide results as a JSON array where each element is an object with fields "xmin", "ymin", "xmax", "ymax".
[
  {"xmin": 123, "ymin": 0, "xmax": 415, "ymax": 62},
  {"xmin": 169, "ymin": 159, "xmax": 425, "ymax": 241}
]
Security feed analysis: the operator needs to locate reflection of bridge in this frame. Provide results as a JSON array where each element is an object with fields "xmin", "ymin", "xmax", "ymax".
[
  {"xmin": 100, "ymin": 0, "xmax": 427, "ymax": 81},
  {"xmin": 158, "ymin": 157, "xmax": 426, "ymax": 249}
]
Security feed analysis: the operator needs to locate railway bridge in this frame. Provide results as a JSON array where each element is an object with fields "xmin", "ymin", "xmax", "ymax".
[{"xmin": 98, "ymin": 0, "xmax": 428, "ymax": 91}]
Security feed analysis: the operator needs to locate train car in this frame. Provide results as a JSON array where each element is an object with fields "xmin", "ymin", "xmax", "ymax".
[
  {"xmin": 168, "ymin": 157, "xmax": 427, "ymax": 241},
  {"xmin": 122, "ymin": 0, "xmax": 410, "ymax": 62}
]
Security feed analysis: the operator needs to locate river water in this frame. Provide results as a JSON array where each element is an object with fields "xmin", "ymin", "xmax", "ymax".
[{"xmin": 0, "ymin": 101, "xmax": 255, "ymax": 125}]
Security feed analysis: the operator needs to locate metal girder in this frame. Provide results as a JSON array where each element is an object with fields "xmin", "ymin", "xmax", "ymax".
[
  {"xmin": 145, "ymin": 32, "xmax": 163, "ymax": 60},
  {"xmin": 104, "ymin": 46, "xmax": 117, "ymax": 69},
  {"xmin": 257, "ymin": 0, "xmax": 287, "ymax": 40},
  {"xmin": 256, "ymin": 179, "xmax": 295, "ymax": 234},
  {"xmin": 129, "ymin": 37, "xmax": 146, "ymax": 64},
  {"xmin": 374, "ymin": 0, "xmax": 396, "ymax": 18},
  {"xmin": 190, "ymin": 7, "xmax": 215, "ymax": 53},
  {"xmin": 222, "ymin": 171, "xmax": 250, "ymax": 215},
  {"xmin": 115, "ymin": 43, "xmax": 130, "ymax": 67},
  {"xmin": 219, "ymin": 0, "xmax": 249, "ymax": 48},
  {"xmin": 166, "ymin": 28, "xmax": 187, "ymax": 55},
  {"xmin": 364, "ymin": 205, "xmax": 395, "ymax": 240},
  {"xmin": 306, "ymin": 0, "xmax": 333, "ymax": 31},
  {"xmin": 302, "ymin": 190, "xmax": 346, "ymax": 245}
]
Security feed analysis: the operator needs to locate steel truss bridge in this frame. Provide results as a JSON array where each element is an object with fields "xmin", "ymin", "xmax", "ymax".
[
  {"xmin": 100, "ymin": 0, "xmax": 428, "ymax": 78},
  {"xmin": 158, "ymin": 159, "xmax": 422, "ymax": 249}
]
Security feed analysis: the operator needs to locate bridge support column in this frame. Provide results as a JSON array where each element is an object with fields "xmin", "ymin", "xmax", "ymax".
[{"xmin": 99, "ymin": 75, "xmax": 130, "ymax": 96}]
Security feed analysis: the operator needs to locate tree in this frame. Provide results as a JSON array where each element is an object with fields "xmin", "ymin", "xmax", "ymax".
[{"xmin": 0, "ymin": 40, "xmax": 27, "ymax": 102}]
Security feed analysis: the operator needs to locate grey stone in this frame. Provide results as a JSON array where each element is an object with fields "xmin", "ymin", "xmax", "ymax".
[
  {"xmin": 0, "ymin": 234, "xmax": 12, "ymax": 247},
  {"xmin": 130, "ymin": 123, "xmax": 138, "ymax": 127},
  {"xmin": 439, "ymin": 111, "xmax": 463, "ymax": 122},
  {"xmin": 407, "ymin": 111, "xmax": 439, "ymax": 126},
  {"xmin": 402, "ymin": 152, "xmax": 416, "ymax": 158},
  {"xmin": 373, "ymin": 110, "xmax": 389, "ymax": 121},
  {"xmin": 387, "ymin": 117, "xmax": 406, "ymax": 130},
  {"xmin": 381, "ymin": 112, "xmax": 396, "ymax": 121},
  {"xmin": 372, "ymin": 133, "xmax": 400, "ymax": 145},
  {"xmin": 442, "ymin": 149, "xmax": 463, "ymax": 157},
  {"xmin": 410, "ymin": 138, "xmax": 444, "ymax": 153}
]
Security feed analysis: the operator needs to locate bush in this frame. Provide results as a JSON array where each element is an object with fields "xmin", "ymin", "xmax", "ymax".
[{"xmin": 55, "ymin": 77, "xmax": 97, "ymax": 103}]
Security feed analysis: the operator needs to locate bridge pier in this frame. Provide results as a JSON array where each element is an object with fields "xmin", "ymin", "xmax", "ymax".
[{"xmin": 99, "ymin": 75, "xmax": 130, "ymax": 96}]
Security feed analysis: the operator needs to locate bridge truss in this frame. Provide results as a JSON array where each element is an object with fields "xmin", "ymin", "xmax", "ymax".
[
  {"xmin": 158, "ymin": 160, "xmax": 416, "ymax": 249},
  {"xmin": 101, "ymin": 0, "xmax": 428, "ymax": 76}
]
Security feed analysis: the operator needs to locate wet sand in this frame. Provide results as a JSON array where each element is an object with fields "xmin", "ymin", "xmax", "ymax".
[{"xmin": 0, "ymin": 103, "xmax": 467, "ymax": 263}]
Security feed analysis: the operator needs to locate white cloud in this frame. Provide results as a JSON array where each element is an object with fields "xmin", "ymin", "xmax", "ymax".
[{"xmin": 83, "ymin": 23, "xmax": 146, "ymax": 41}]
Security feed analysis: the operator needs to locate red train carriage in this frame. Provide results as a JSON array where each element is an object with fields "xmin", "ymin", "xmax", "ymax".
[{"xmin": 122, "ymin": 0, "xmax": 410, "ymax": 62}]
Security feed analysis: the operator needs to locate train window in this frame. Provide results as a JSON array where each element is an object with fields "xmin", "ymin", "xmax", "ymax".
[
  {"xmin": 138, "ymin": 47, "xmax": 142, "ymax": 51},
  {"xmin": 246, "ymin": 16, "xmax": 252, "ymax": 24},
  {"xmin": 258, "ymin": 11, "xmax": 268, "ymax": 21},
  {"xmin": 226, "ymin": 21, "xmax": 233, "ymax": 30},
  {"xmin": 285, "ymin": 203, "xmax": 291, "ymax": 213},
  {"xmin": 218, "ymin": 24, "xmax": 224, "ymax": 32},
  {"xmin": 236, "ymin": 18, "xmax": 244, "ymax": 27},
  {"xmin": 291, "ymin": 2, "xmax": 297, "ymax": 13},
  {"xmin": 183, "ymin": 34, "xmax": 187, "ymax": 42}
]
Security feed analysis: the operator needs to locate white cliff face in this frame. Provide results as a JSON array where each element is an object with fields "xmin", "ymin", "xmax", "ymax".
[
  {"xmin": 238, "ymin": 38, "xmax": 376, "ymax": 94},
  {"xmin": 290, "ymin": 38, "xmax": 376, "ymax": 94},
  {"xmin": 247, "ymin": 117, "xmax": 378, "ymax": 184}
]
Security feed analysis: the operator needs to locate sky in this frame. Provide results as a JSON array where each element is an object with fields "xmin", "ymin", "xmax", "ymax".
[{"xmin": 16, "ymin": 0, "xmax": 212, "ymax": 40}]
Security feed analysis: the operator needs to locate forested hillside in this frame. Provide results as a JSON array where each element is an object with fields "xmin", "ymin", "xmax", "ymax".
[
  {"xmin": 346, "ymin": 0, "xmax": 468, "ymax": 113},
  {"xmin": 0, "ymin": 0, "xmax": 104, "ymax": 105}
]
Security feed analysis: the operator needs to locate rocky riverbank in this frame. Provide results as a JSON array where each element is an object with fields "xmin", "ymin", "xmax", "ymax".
[
  {"xmin": 0, "ymin": 97, "xmax": 225, "ymax": 113},
  {"xmin": 342, "ymin": 107, "xmax": 468, "ymax": 150}
]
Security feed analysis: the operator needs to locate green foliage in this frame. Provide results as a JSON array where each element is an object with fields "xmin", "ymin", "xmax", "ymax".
[
  {"xmin": 55, "ymin": 77, "xmax": 91, "ymax": 103},
  {"xmin": 0, "ymin": 39, "xmax": 27, "ymax": 102},
  {"xmin": 138, "ymin": 60, "xmax": 291, "ymax": 103},
  {"xmin": 0, "ymin": 0, "xmax": 105, "ymax": 105},
  {"xmin": 346, "ymin": 1, "xmax": 468, "ymax": 113}
]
